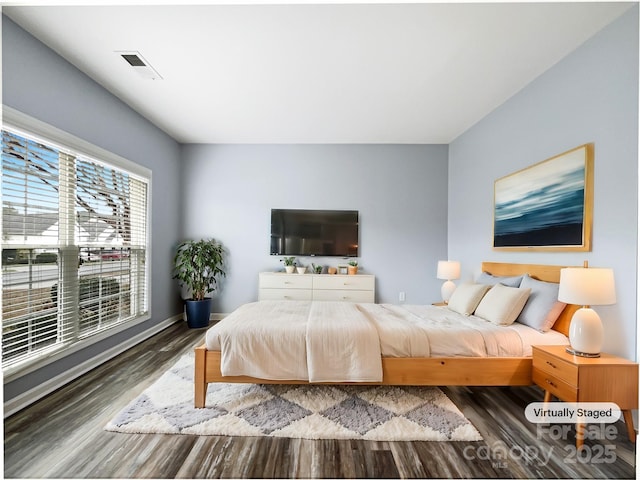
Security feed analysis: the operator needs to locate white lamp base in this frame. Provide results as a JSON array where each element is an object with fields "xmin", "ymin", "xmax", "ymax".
[
  {"xmin": 441, "ymin": 280, "xmax": 456, "ymax": 303},
  {"xmin": 567, "ymin": 307, "xmax": 603, "ymax": 358}
]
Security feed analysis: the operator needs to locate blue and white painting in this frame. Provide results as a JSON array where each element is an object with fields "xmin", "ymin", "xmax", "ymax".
[{"xmin": 494, "ymin": 146, "xmax": 589, "ymax": 248}]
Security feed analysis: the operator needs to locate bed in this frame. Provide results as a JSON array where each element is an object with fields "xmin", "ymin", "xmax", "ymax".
[{"xmin": 194, "ymin": 262, "xmax": 578, "ymax": 407}]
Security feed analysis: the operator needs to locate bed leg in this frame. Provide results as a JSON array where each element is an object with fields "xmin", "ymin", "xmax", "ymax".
[{"xmin": 194, "ymin": 344, "xmax": 207, "ymax": 408}]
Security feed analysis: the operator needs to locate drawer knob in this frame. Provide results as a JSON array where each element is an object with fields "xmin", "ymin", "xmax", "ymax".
[
  {"xmin": 545, "ymin": 379, "xmax": 557, "ymax": 388},
  {"xmin": 545, "ymin": 361, "xmax": 556, "ymax": 368}
]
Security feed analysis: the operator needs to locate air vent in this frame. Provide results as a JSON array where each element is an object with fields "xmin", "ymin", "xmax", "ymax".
[
  {"xmin": 122, "ymin": 54, "xmax": 146, "ymax": 67},
  {"xmin": 116, "ymin": 51, "xmax": 163, "ymax": 80}
]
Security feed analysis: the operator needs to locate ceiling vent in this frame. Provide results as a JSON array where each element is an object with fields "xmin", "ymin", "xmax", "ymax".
[{"xmin": 116, "ymin": 51, "xmax": 162, "ymax": 80}]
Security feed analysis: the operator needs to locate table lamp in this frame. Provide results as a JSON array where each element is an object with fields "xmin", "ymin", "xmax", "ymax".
[
  {"xmin": 558, "ymin": 261, "xmax": 616, "ymax": 358},
  {"xmin": 437, "ymin": 260, "xmax": 460, "ymax": 303}
]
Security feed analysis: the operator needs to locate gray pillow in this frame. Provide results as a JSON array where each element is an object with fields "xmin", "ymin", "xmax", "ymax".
[
  {"xmin": 517, "ymin": 275, "xmax": 567, "ymax": 332},
  {"xmin": 477, "ymin": 272, "xmax": 524, "ymax": 288}
]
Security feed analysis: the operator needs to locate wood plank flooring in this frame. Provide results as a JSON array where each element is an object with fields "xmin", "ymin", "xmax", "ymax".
[{"xmin": 4, "ymin": 321, "xmax": 637, "ymax": 478}]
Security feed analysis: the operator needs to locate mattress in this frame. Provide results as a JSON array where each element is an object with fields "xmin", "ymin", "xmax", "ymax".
[{"xmin": 204, "ymin": 300, "xmax": 569, "ymax": 382}]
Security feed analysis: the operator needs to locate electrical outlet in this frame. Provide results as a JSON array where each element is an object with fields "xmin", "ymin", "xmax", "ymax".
[{"xmin": 399, "ymin": 291, "xmax": 406, "ymax": 302}]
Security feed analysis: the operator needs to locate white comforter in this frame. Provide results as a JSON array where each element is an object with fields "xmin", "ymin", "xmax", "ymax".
[
  {"xmin": 358, "ymin": 304, "xmax": 526, "ymax": 357},
  {"xmin": 204, "ymin": 301, "xmax": 569, "ymax": 382},
  {"xmin": 206, "ymin": 301, "xmax": 382, "ymax": 382}
]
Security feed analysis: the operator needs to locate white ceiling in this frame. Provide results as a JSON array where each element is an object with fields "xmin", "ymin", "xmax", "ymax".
[{"xmin": 3, "ymin": 2, "xmax": 633, "ymax": 144}]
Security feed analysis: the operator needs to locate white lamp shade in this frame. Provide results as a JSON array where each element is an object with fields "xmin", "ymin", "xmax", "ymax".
[
  {"xmin": 437, "ymin": 261, "xmax": 461, "ymax": 280},
  {"xmin": 558, "ymin": 268, "xmax": 616, "ymax": 306}
]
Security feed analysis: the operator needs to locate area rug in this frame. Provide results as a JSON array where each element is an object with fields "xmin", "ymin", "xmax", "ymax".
[{"xmin": 105, "ymin": 353, "xmax": 482, "ymax": 441}]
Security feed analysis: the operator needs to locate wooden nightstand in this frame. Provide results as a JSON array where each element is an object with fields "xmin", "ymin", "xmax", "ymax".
[{"xmin": 532, "ymin": 345, "xmax": 638, "ymax": 447}]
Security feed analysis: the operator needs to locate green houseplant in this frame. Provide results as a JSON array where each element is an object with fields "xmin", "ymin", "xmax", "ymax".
[
  {"xmin": 280, "ymin": 256, "xmax": 296, "ymax": 274},
  {"xmin": 173, "ymin": 238, "xmax": 226, "ymax": 328},
  {"xmin": 348, "ymin": 260, "xmax": 358, "ymax": 275}
]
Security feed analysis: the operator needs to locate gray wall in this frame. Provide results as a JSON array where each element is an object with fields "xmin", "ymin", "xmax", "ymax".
[
  {"xmin": 2, "ymin": 17, "xmax": 184, "ymax": 400},
  {"xmin": 180, "ymin": 144, "xmax": 449, "ymax": 312},
  {"xmin": 448, "ymin": 7, "xmax": 638, "ymax": 360}
]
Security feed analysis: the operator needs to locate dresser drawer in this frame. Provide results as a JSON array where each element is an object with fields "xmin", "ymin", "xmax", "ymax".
[
  {"xmin": 258, "ymin": 288, "xmax": 313, "ymax": 301},
  {"xmin": 533, "ymin": 368, "xmax": 578, "ymax": 402},
  {"xmin": 312, "ymin": 289, "xmax": 375, "ymax": 303},
  {"xmin": 532, "ymin": 348, "xmax": 578, "ymax": 386},
  {"xmin": 313, "ymin": 275, "xmax": 375, "ymax": 291},
  {"xmin": 259, "ymin": 273, "xmax": 313, "ymax": 289},
  {"xmin": 258, "ymin": 272, "xmax": 375, "ymax": 303}
]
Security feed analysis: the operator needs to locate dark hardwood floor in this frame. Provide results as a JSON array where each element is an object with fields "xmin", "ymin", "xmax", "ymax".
[{"xmin": 4, "ymin": 321, "xmax": 637, "ymax": 479}]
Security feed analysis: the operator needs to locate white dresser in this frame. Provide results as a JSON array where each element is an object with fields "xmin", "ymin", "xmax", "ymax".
[{"xmin": 258, "ymin": 272, "xmax": 375, "ymax": 303}]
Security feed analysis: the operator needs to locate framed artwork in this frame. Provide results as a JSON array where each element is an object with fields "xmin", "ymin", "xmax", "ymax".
[{"xmin": 493, "ymin": 143, "xmax": 593, "ymax": 251}]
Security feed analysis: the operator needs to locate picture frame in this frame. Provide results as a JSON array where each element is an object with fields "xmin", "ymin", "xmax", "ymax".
[{"xmin": 493, "ymin": 143, "xmax": 594, "ymax": 252}]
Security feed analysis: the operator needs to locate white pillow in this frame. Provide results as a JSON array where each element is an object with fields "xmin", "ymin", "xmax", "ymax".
[
  {"xmin": 517, "ymin": 275, "xmax": 567, "ymax": 332},
  {"xmin": 475, "ymin": 283, "xmax": 531, "ymax": 326},
  {"xmin": 447, "ymin": 283, "xmax": 491, "ymax": 316}
]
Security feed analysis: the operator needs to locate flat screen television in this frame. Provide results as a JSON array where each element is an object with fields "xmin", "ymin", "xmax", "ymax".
[{"xmin": 270, "ymin": 209, "xmax": 359, "ymax": 257}]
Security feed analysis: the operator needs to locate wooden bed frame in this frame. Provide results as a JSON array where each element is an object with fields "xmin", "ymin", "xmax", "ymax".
[{"xmin": 194, "ymin": 262, "xmax": 578, "ymax": 407}]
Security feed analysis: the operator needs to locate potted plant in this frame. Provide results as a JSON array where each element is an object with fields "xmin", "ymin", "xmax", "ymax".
[
  {"xmin": 173, "ymin": 238, "xmax": 226, "ymax": 328},
  {"xmin": 348, "ymin": 260, "xmax": 358, "ymax": 275},
  {"xmin": 281, "ymin": 256, "xmax": 296, "ymax": 274}
]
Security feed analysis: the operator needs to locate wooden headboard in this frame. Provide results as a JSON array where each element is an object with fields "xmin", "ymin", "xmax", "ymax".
[{"xmin": 482, "ymin": 262, "xmax": 579, "ymax": 337}]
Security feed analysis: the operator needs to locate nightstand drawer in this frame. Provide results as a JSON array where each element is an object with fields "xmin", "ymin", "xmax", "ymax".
[
  {"xmin": 533, "ymin": 368, "xmax": 578, "ymax": 402},
  {"xmin": 532, "ymin": 348, "xmax": 578, "ymax": 386}
]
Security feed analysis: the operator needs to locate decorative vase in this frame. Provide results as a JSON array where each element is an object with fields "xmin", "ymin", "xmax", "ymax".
[
  {"xmin": 285, "ymin": 266, "xmax": 295, "ymax": 274},
  {"xmin": 348, "ymin": 266, "xmax": 358, "ymax": 275},
  {"xmin": 296, "ymin": 266, "xmax": 306, "ymax": 274},
  {"xmin": 328, "ymin": 267, "xmax": 337, "ymax": 275},
  {"xmin": 185, "ymin": 298, "xmax": 212, "ymax": 329}
]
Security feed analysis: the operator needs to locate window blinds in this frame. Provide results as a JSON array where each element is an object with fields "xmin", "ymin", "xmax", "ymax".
[{"xmin": 2, "ymin": 125, "xmax": 150, "ymax": 373}]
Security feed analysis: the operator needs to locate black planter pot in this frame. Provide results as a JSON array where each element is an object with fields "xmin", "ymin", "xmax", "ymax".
[{"xmin": 185, "ymin": 298, "xmax": 212, "ymax": 328}]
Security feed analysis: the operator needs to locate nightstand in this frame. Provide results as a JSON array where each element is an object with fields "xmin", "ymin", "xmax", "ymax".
[{"xmin": 532, "ymin": 345, "xmax": 638, "ymax": 447}]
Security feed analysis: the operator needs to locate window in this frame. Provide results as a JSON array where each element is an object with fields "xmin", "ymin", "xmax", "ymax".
[{"xmin": 2, "ymin": 108, "xmax": 150, "ymax": 378}]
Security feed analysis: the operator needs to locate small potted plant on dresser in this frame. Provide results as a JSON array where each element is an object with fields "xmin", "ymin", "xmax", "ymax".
[
  {"xmin": 281, "ymin": 256, "xmax": 296, "ymax": 274},
  {"xmin": 173, "ymin": 238, "xmax": 226, "ymax": 328},
  {"xmin": 348, "ymin": 261, "xmax": 358, "ymax": 275}
]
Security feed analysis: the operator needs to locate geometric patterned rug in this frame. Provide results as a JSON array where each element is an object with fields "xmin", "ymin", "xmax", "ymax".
[{"xmin": 105, "ymin": 353, "xmax": 482, "ymax": 441}]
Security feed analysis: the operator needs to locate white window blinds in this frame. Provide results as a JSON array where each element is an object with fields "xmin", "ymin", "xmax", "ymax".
[{"xmin": 2, "ymin": 115, "xmax": 150, "ymax": 376}]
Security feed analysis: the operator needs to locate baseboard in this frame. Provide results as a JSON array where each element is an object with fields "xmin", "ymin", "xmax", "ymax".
[{"xmin": 3, "ymin": 314, "xmax": 183, "ymax": 418}]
